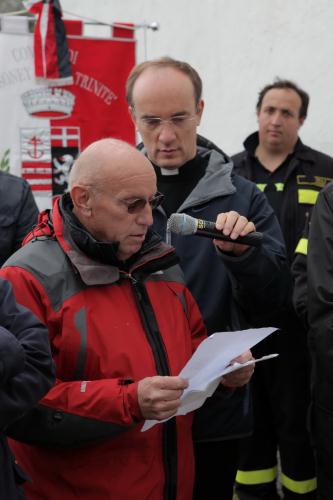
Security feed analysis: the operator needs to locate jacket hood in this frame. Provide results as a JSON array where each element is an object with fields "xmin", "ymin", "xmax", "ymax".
[
  {"xmin": 137, "ymin": 134, "xmax": 236, "ymax": 211},
  {"xmin": 22, "ymin": 208, "xmax": 54, "ymax": 245},
  {"xmin": 179, "ymin": 137, "xmax": 236, "ymax": 211}
]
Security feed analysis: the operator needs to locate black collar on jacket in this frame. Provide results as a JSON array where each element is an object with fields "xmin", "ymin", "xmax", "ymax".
[
  {"xmin": 239, "ymin": 131, "xmax": 322, "ymax": 183},
  {"xmin": 243, "ymin": 131, "xmax": 318, "ymax": 165},
  {"xmin": 59, "ymin": 193, "xmax": 164, "ymax": 271}
]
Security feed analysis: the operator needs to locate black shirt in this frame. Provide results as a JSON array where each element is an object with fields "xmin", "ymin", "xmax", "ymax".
[
  {"xmin": 250, "ymin": 157, "xmax": 290, "ymax": 219},
  {"xmin": 154, "ymin": 154, "xmax": 208, "ymax": 217},
  {"xmin": 243, "ymin": 134, "xmax": 299, "ymax": 220}
]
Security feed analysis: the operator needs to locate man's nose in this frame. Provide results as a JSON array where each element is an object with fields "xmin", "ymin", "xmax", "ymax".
[
  {"xmin": 158, "ymin": 122, "xmax": 177, "ymax": 143},
  {"xmin": 270, "ymin": 112, "xmax": 282, "ymax": 125},
  {"xmin": 137, "ymin": 203, "xmax": 154, "ymax": 226}
]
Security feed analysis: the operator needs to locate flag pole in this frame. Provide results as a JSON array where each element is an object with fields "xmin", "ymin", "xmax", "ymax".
[{"xmin": 1, "ymin": 8, "xmax": 160, "ymax": 33}]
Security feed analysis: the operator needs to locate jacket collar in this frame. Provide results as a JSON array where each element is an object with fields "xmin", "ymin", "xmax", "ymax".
[
  {"xmin": 50, "ymin": 196, "xmax": 176, "ymax": 286},
  {"xmin": 178, "ymin": 147, "xmax": 236, "ymax": 211}
]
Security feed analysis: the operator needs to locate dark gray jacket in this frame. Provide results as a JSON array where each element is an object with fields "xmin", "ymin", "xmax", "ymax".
[
  {"xmin": 306, "ymin": 182, "xmax": 333, "ymax": 413},
  {"xmin": 150, "ymin": 136, "xmax": 288, "ymax": 441},
  {"xmin": 0, "ymin": 277, "xmax": 55, "ymax": 499},
  {"xmin": 0, "ymin": 172, "xmax": 39, "ymax": 266}
]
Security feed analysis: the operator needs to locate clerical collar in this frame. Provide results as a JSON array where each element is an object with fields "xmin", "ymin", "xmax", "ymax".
[
  {"xmin": 160, "ymin": 167, "xmax": 179, "ymax": 176},
  {"xmin": 154, "ymin": 155, "xmax": 204, "ymax": 180}
]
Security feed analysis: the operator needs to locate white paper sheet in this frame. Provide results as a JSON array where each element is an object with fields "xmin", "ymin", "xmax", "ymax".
[{"xmin": 141, "ymin": 327, "xmax": 278, "ymax": 432}]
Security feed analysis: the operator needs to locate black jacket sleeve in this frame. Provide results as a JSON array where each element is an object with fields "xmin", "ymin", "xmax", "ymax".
[
  {"xmin": 13, "ymin": 180, "xmax": 39, "ymax": 253},
  {"xmin": 292, "ymin": 252, "xmax": 308, "ymax": 328},
  {"xmin": 307, "ymin": 182, "xmax": 333, "ymax": 412},
  {"xmin": 292, "ymin": 209, "xmax": 311, "ymax": 328},
  {"xmin": 0, "ymin": 277, "xmax": 55, "ymax": 430},
  {"xmin": 0, "ymin": 174, "xmax": 39, "ymax": 266},
  {"xmin": 220, "ymin": 183, "xmax": 290, "ymax": 327}
]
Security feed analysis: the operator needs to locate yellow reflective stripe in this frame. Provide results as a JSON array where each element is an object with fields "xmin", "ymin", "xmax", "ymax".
[
  {"xmin": 256, "ymin": 183, "xmax": 267, "ymax": 192},
  {"xmin": 236, "ymin": 466, "xmax": 278, "ymax": 485},
  {"xmin": 298, "ymin": 189, "xmax": 319, "ymax": 205},
  {"xmin": 256, "ymin": 183, "xmax": 284, "ymax": 192},
  {"xmin": 280, "ymin": 472, "xmax": 317, "ymax": 494},
  {"xmin": 295, "ymin": 237, "xmax": 308, "ymax": 256}
]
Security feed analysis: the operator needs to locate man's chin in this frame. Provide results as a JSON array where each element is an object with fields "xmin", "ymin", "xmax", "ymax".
[
  {"xmin": 266, "ymin": 133, "xmax": 283, "ymax": 143},
  {"xmin": 266, "ymin": 137, "xmax": 283, "ymax": 149},
  {"xmin": 154, "ymin": 156, "xmax": 184, "ymax": 169}
]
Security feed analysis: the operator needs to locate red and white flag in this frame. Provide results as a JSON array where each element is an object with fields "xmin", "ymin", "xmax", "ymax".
[
  {"xmin": 21, "ymin": 128, "xmax": 52, "ymax": 192},
  {"xmin": 0, "ymin": 18, "xmax": 135, "ymax": 210},
  {"xmin": 23, "ymin": 0, "xmax": 73, "ymax": 85}
]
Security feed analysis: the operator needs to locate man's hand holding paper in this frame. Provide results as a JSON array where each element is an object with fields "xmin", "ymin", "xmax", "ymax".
[
  {"xmin": 221, "ymin": 350, "xmax": 255, "ymax": 388},
  {"xmin": 141, "ymin": 327, "xmax": 278, "ymax": 432},
  {"xmin": 138, "ymin": 375, "xmax": 189, "ymax": 420}
]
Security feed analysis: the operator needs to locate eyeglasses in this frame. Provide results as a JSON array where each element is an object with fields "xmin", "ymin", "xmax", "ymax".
[
  {"xmin": 119, "ymin": 191, "xmax": 164, "ymax": 214},
  {"xmin": 81, "ymin": 183, "xmax": 164, "ymax": 214},
  {"xmin": 137, "ymin": 114, "xmax": 198, "ymax": 131}
]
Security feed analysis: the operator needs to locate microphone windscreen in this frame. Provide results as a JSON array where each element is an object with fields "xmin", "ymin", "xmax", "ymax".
[{"xmin": 167, "ymin": 213, "xmax": 197, "ymax": 235}]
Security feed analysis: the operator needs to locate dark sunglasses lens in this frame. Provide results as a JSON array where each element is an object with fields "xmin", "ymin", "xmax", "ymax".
[
  {"xmin": 150, "ymin": 194, "xmax": 164, "ymax": 209},
  {"xmin": 127, "ymin": 193, "xmax": 164, "ymax": 213},
  {"xmin": 127, "ymin": 199, "xmax": 146, "ymax": 214}
]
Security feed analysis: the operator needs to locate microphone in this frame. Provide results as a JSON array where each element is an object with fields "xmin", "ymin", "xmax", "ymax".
[{"xmin": 167, "ymin": 213, "xmax": 263, "ymax": 247}]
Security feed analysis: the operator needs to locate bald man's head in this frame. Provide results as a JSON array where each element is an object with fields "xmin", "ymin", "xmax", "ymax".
[
  {"xmin": 68, "ymin": 138, "xmax": 158, "ymax": 260},
  {"xmin": 68, "ymin": 138, "xmax": 153, "ymax": 192}
]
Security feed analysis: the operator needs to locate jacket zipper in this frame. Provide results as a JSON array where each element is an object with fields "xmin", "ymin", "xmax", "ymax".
[{"xmin": 130, "ymin": 275, "xmax": 177, "ymax": 500}]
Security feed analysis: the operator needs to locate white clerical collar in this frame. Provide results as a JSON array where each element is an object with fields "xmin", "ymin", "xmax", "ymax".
[{"xmin": 160, "ymin": 167, "xmax": 179, "ymax": 176}]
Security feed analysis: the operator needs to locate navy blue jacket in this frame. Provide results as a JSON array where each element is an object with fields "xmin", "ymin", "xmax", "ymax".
[
  {"xmin": 0, "ymin": 172, "xmax": 39, "ymax": 266},
  {"xmin": 0, "ymin": 278, "xmax": 55, "ymax": 499},
  {"xmin": 150, "ymin": 136, "xmax": 288, "ymax": 441}
]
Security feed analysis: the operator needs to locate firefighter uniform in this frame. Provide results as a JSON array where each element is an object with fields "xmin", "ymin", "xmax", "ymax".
[{"xmin": 232, "ymin": 132, "xmax": 333, "ymax": 499}]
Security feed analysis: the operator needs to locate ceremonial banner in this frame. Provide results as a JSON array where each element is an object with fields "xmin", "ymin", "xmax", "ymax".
[
  {"xmin": 0, "ymin": 18, "xmax": 135, "ymax": 210},
  {"xmin": 23, "ymin": 0, "xmax": 73, "ymax": 85}
]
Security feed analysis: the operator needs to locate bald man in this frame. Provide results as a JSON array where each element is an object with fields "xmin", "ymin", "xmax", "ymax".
[{"xmin": 0, "ymin": 139, "xmax": 252, "ymax": 500}]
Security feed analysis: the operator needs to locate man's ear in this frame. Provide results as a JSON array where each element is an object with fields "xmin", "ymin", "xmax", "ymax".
[
  {"xmin": 128, "ymin": 105, "xmax": 137, "ymax": 128},
  {"xmin": 71, "ymin": 185, "xmax": 92, "ymax": 216},
  {"xmin": 196, "ymin": 99, "xmax": 205, "ymax": 126}
]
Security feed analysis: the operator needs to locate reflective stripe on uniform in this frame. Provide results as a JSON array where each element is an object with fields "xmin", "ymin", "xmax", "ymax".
[
  {"xmin": 256, "ymin": 183, "xmax": 267, "ymax": 192},
  {"xmin": 280, "ymin": 472, "xmax": 317, "ymax": 494},
  {"xmin": 298, "ymin": 189, "xmax": 319, "ymax": 205},
  {"xmin": 256, "ymin": 183, "xmax": 285, "ymax": 192},
  {"xmin": 236, "ymin": 466, "xmax": 278, "ymax": 485},
  {"xmin": 295, "ymin": 237, "xmax": 308, "ymax": 255}
]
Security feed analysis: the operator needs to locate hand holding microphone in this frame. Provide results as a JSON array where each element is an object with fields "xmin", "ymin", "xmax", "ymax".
[{"xmin": 167, "ymin": 212, "xmax": 262, "ymax": 255}]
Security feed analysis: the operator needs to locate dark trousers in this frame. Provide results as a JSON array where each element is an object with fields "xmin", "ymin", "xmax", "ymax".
[
  {"xmin": 193, "ymin": 439, "xmax": 239, "ymax": 500},
  {"xmin": 235, "ymin": 329, "xmax": 316, "ymax": 500},
  {"xmin": 312, "ymin": 404, "xmax": 333, "ymax": 500}
]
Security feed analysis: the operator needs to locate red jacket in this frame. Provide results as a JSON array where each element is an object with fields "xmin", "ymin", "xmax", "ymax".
[{"xmin": 1, "ymin": 197, "xmax": 206, "ymax": 500}]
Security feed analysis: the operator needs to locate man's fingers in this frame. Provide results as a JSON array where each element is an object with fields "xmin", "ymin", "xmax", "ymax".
[
  {"xmin": 138, "ymin": 376, "xmax": 188, "ymax": 419},
  {"xmin": 231, "ymin": 350, "xmax": 253, "ymax": 364},
  {"xmin": 222, "ymin": 365, "xmax": 255, "ymax": 388},
  {"xmin": 156, "ymin": 376, "xmax": 189, "ymax": 391},
  {"xmin": 215, "ymin": 211, "xmax": 256, "ymax": 241},
  {"xmin": 151, "ymin": 388, "xmax": 185, "ymax": 402}
]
